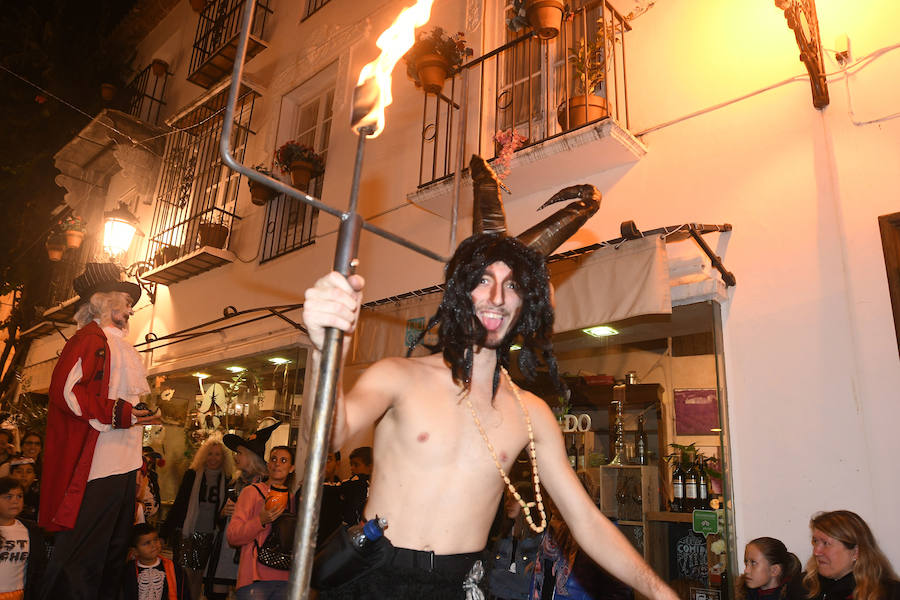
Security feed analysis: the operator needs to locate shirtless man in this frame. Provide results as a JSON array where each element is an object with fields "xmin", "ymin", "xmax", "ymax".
[{"xmin": 303, "ymin": 234, "xmax": 677, "ymax": 600}]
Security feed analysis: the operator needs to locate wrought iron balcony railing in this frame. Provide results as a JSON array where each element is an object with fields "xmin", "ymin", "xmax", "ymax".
[
  {"xmin": 125, "ymin": 62, "xmax": 170, "ymax": 125},
  {"xmin": 416, "ymin": 0, "xmax": 630, "ymax": 188},
  {"xmin": 146, "ymin": 206, "xmax": 241, "ymax": 269},
  {"xmin": 188, "ymin": 0, "xmax": 273, "ymax": 88}
]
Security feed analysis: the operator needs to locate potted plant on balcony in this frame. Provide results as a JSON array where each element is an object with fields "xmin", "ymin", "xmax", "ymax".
[
  {"xmin": 274, "ymin": 141, "xmax": 325, "ymax": 190},
  {"xmin": 403, "ymin": 27, "xmax": 467, "ymax": 94},
  {"xmin": 45, "ymin": 233, "xmax": 66, "ymax": 261},
  {"xmin": 247, "ymin": 165, "xmax": 276, "ymax": 206},
  {"xmin": 557, "ymin": 32, "xmax": 609, "ymax": 131},
  {"xmin": 508, "ymin": 0, "xmax": 565, "ymax": 40},
  {"xmin": 189, "ymin": 0, "xmax": 208, "ymax": 13},
  {"xmin": 151, "ymin": 59, "xmax": 169, "ymax": 78},
  {"xmin": 153, "ymin": 244, "xmax": 180, "ymax": 267},
  {"xmin": 59, "ymin": 214, "xmax": 87, "ymax": 249},
  {"xmin": 198, "ymin": 214, "xmax": 230, "ymax": 249}
]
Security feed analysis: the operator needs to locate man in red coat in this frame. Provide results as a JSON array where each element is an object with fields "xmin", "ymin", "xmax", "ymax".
[{"xmin": 39, "ymin": 263, "xmax": 160, "ymax": 600}]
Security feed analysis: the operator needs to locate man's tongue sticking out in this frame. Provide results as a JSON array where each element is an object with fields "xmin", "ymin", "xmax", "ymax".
[{"xmin": 481, "ymin": 312, "xmax": 504, "ymax": 332}]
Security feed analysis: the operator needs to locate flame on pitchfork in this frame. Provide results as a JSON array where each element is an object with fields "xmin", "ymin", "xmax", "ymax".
[{"xmin": 352, "ymin": 0, "xmax": 435, "ymax": 137}]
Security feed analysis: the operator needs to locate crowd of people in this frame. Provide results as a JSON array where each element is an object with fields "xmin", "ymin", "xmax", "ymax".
[{"xmin": 0, "ymin": 415, "xmax": 376, "ymax": 600}]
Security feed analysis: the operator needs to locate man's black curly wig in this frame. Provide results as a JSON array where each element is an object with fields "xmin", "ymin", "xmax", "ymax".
[{"xmin": 408, "ymin": 233, "xmax": 566, "ymax": 399}]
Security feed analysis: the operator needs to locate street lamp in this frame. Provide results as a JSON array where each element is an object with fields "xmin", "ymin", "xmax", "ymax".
[
  {"xmin": 102, "ymin": 202, "xmax": 157, "ymax": 304},
  {"xmin": 103, "ymin": 203, "xmax": 143, "ymax": 256}
]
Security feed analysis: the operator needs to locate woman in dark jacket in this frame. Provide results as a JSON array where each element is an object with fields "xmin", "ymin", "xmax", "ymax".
[
  {"xmin": 161, "ymin": 435, "xmax": 235, "ymax": 600},
  {"xmin": 803, "ymin": 510, "xmax": 900, "ymax": 600}
]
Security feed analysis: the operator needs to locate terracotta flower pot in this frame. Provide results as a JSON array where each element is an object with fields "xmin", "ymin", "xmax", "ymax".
[
  {"xmin": 198, "ymin": 222, "xmax": 229, "ymax": 249},
  {"xmin": 289, "ymin": 160, "xmax": 317, "ymax": 190},
  {"xmin": 151, "ymin": 59, "xmax": 169, "ymax": 78},
  {"xmin": 190, "ymin": 0, "xmax": 208, "ymax": 13},
  {"xmin": 557, "ymin": 95, "xmax": 608, "ymax": 131},
  {"xmin": 249, "ymin": 181, "xmax": 274, "ymax": 206},
  {"xmin": 526, "ymin": 0, "xmax": 564, "ymax": 40},
  {"xmin": 46, "ymin": 239, "xmax": 66, "ymax": 261},
  {"xmin": 100, "ymin": 83, "xmax": 117, "ymax": 101},
  {"xmin": 64, "ymin": 230, "xmax": 84, "ymax": 249},
  {"xmin": 154, "ymin": 246, "xmax": 180, "ymax": 267},
  {"xmin": 415, "ymin": 53, "xmax": 451, "ymax": 94}
]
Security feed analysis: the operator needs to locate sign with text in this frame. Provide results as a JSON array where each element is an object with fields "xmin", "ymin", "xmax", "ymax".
[
  {"xmin": 691, "ymin": 588, "xmax": 721, "ymax": 600},
  {"xmin": 693, "ymin": 510, "xmax": 718, "ymax": 536}
]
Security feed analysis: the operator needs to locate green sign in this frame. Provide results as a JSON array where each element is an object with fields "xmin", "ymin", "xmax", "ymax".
[{"xmin": 693, "ymin": 510, "xmax": 718, "ymax": 536}]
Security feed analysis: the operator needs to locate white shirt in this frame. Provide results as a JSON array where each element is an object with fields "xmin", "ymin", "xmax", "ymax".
[
  {"xmin": 87, "ymin": 325, "xmax": 148, "ymax": 480},
  {"xmin": 0, "ymin": 520, "xmax": 29, "ymax": 592}
]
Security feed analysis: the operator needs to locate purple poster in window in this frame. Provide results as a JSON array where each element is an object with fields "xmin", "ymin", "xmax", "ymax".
[{"xmin": 674, "ymin": 389, "xmax": 720, "ymax": 435}]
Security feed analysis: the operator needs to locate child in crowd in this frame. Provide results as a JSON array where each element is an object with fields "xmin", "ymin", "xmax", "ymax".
[
  {"xmin": 0, "ymin": 476, "xmax": 45, "ymax": 600},
  {"xmin": 738, "ymin": 537, "xmax": 803, "ymax": 600},
  {"xmin": 120, "ymin": 523, "xmax": 191, "ymax": 600},
  {"xmin": 8, "ymin": 459, "xmax": 39, "ymax": 522},
  {"xmin": 226, "ymin": 445, "xmax": 295, "ymax": 600}
]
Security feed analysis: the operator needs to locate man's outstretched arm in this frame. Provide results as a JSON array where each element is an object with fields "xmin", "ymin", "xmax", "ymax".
[{"xmin": 528, "ymin": 395, "xmax": 679, "ymax": 600}]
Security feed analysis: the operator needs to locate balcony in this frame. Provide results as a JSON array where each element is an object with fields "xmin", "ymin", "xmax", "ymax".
[
  {"xmin": 125, "ymin": 62, "xmax": 170, "ymax": 125},
  {"xmin": 142, "ymin": 207, "xmax": 241, "ymax": 285},
  {"xmin": 188, "ymin": 0, "xmax": 273, "ymax": 89},
  {"xmin": 412, "ymin": 0, "xmax": 643, "ymax": 207}
]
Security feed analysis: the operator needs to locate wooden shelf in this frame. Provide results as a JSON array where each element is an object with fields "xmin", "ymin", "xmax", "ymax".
[
  {"xmin": 517, "ymin": 373, "xmax": 663, "ymax": 409},
  {"xmin": 647, "ymin": 511, "xmax": 693, "ymax": 523}
]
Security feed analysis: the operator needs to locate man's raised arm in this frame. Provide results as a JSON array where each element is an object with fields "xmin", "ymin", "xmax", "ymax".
[
  {"xmin": 301, "ymin": 271, "xmax": 397, "ymax": 450},
  {"xmin": 528, "ymin": 395, "xmax": 679, "ymax": 600}
]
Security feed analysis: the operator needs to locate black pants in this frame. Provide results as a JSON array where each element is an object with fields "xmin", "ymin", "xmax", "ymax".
[
  {"xmin": 318, "ymin": 544, "xmax": 482, "ymax": 600},
  {"xmin": 41, "ymin": 470, "xmax": 137, "ymax": 600}
]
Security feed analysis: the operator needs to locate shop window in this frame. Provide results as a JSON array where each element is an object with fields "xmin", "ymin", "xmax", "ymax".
[
  {"xmin": 878, "ymin": 211, "xmax": 900, "ymax": 355},
  {"xmin": 261, "ymin": 66, "xmax": 335, "ymax": 263},
  {"xmin": 147, "ymin": 345, "xmax": 308, "ymax": 500}
]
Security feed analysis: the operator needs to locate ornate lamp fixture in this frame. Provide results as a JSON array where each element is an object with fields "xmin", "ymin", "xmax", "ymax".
[
  {"xmin": 103, "ymin": 203, "xmax": 144, "ymax": 256},
  {"xmin": 102, "ymin": 203, "xmax": 156, "ymax": 304},
  {"xmin": 775, "ymin": 0, "xmax": 829, "ymax": 109}
]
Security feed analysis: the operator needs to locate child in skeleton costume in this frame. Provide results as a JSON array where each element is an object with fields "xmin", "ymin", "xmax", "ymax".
[
  {"xmin": 121, "ymin": 523, "xmax": 191, "ymax": 600},
  {"xmin": 39, "ymin": 262, "xmax": 160, "ymax": 600}
]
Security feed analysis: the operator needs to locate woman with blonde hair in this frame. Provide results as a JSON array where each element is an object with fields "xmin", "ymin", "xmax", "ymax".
[
  {"xmin": 161, "ymin": 434, "xmax": 236, "ymax": 600},
  {"xmin": 803, "ymin": 510, "xmax": 899, "ymax": 600}
]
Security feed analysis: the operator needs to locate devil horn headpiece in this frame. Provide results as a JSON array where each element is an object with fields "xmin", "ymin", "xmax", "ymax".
[{"xmin": 469, "ymin": 155, "xmax": 601, "ymax": 255}]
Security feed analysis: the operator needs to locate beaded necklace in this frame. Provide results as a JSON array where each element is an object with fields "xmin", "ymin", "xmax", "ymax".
[{"xmin": 463, "ymin": 367, "xmax": 547, "ymax": 533}]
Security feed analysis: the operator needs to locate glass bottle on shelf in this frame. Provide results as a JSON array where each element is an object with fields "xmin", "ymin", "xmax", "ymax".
[
  {"xmin": 635, "ymin": 415, "xmax": 648, "ymax": 465},
  {"xmin": 567, "ymin": 433, "xmax": 577, "ymax": 469},
  {"xmin": 577, "ymin": 435, "xmax": 586, "ymax": 471},
  {"xmin": 697, "ymin": 458, "xmax": 710, "ymax": 510},
  {"xmin": 671, "ymin": 461, "xmax": 685, "ymax": 512},
  {"xmin": 684, "ymin": 459, "xmax": 698, "ymax": 512}
]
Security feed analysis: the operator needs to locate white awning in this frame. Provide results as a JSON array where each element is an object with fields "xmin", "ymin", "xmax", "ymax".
[{"xmin": 350, "ymin": 233, "xmax": 731, "ymax": 367}]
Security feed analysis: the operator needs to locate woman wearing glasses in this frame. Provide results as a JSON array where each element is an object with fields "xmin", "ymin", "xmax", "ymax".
[{"xmin": 226, "ymin": 445, "xmax": 295, "ymax": 600}]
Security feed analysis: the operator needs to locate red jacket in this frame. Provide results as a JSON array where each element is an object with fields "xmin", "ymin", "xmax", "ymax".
[{"xmin": 39, "ymin": 322, "xmax": 134, "ymax": 532}]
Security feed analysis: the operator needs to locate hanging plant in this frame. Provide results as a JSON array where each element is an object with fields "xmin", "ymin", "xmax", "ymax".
[
  {"xmin": 403, "ymin": 27, "xmax": 467, "ymax": 93},
  {"xmin": 45, "ymin": 233, "xmax": 66, "ymax": 261},
  {"xmin": 59, "ymin": 214, "xmax": 87, "ymax": 249},
  {"xmin": 274, "ymin": 141, "xmax": 325, "ymax": 189},
  {"xmin": 247, "ymin": 165, "xmax": 276, "ymax": 205}
]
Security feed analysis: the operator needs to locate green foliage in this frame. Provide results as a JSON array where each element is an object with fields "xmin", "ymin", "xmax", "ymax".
[
  {"xmin": 568, "ymin": 34, "xmax": 607, "ymax": 96},
  {"xmin": 58, "ymin": 214, "xmax": 86, "ymax": 232},
  {"xmin": 404, "ymin": 27, "xmax": 467, "ymax": 84},
  {"xmin": 273, "ymin": 141, "xmax": 325, "ymax": 174}
]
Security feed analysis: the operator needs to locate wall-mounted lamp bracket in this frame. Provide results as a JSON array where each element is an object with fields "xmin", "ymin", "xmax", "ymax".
[
  {"xmin": 125, "ymin": 261, "xmax": 158, "ymax": 305},
  {"xmin": 775, "ymin": 0, "xmax": 830, "ymax": 109}
]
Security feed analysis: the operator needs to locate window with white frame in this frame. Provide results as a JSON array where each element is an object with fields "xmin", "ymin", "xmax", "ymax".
[{"xmin": 261, "ymin": 64, "xmax": 336, "ymax": 263}]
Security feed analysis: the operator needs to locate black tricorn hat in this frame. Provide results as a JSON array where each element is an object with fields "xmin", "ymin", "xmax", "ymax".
[
  {"xmin": 224, "ymin": 421, "xmax": 280, "ymax": 461},
  {"xmin": 73, "ymin": 263, "xmax": 141, "ymax": 308}
]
